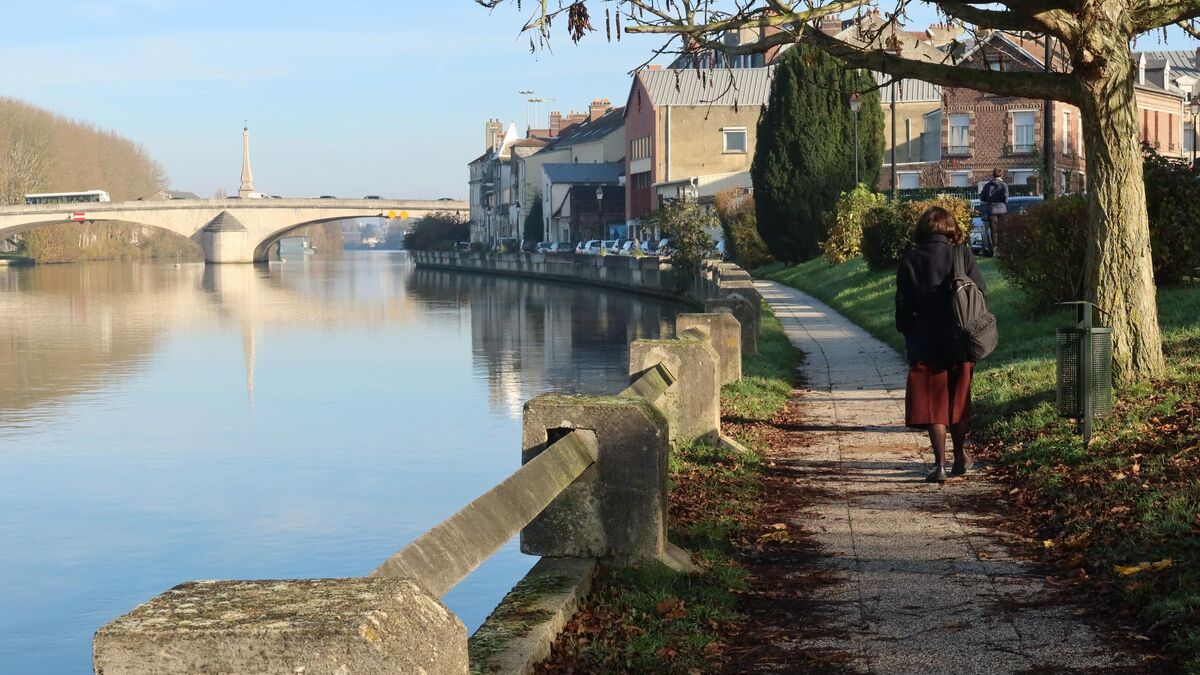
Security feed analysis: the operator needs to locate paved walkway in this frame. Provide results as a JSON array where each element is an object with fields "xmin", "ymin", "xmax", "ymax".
[{"xmin": 756, "ymin": 280, "xmax": 1136, "ymax": 674}]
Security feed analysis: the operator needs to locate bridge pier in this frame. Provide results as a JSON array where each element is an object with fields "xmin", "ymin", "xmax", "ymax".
[{"xmin": 200, "ymin": 212, "xmax": 254, "ymax": 263}]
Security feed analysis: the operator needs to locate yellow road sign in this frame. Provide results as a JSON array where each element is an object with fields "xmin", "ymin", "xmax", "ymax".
[
  {"xmin": 387, "ymin": 210, "xmax": 397, "ymax": 219},
  {"xmin": 399, "ymin": 210, "xmax": 409, "ymax": 220}
]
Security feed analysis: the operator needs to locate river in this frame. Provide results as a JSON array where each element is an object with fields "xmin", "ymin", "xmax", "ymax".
[{"xmin": 0, "ymin": 251, "xmax": 682, "ymax": 673}]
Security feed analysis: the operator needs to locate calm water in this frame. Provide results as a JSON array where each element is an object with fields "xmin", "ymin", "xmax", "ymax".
[{"xmin": 0, "ymin": 252, "xmax": 681, "ymax": 673}]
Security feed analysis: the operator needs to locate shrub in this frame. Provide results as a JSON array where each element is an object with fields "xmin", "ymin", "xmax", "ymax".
[
  {"xmin": 715, "ymin": 190, "xmax": 773, "ymax": 269},
  {"xmin": 858, "ymin": 195, "xmax": 972, "ymax": 270},
  {"xmin": 641, "ymin": 198, "xmax": 716, "ymax": 291},
  {"xmin": 403, "ymin": 211, "xmax": 470, "ymax": 251},
  {"xmin": 1143, "ymin": 145, "xmax": 1200, "ymax": 284},
  {"xmin": 996, "ymin": 194, "xmax": 1089, "ymax": 309},
  {"xmin": 820, "ymin": 184, "xmax": 886, "ymax": 264}
]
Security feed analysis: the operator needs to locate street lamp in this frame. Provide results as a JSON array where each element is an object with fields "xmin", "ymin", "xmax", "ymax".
[
  {"xmin": 595, "ymin": 185, "xmax": 605, "ymax": 239},
  {"xmin": 1189, "ymin": 94, "xmax": 1199, "ymax": 170},
  {"xmin": 849, "ymin": 93, "xmax": 861, "ymax": 186},
  {"xmin": 519, "ymin": 89, "xmax": 535, "ymax": 129}
]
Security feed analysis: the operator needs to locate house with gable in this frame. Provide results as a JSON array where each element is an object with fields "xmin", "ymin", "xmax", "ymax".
[{"xmin": 623, "ymin": 65, "xmax": 773, "ymax": 239}]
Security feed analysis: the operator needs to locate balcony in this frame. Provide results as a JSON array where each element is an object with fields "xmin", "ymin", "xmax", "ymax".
[
  {"xmin": 945, "ymin": 144, "xmax": 972, "ymax": 157},
  {"xmin": 1006, "ymin": 143, "xmax": 1038, "ymax": 156}
]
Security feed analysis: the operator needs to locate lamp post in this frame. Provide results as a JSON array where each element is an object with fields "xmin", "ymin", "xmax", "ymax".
[
  {"xmin": 595, "ymin": 185, "xmax": 605, "ymax": 239},
  {"xmin": 519, "ymin": 89, "xmax": 534, "ymax": 129},
  {"xmin": 890, "ymin": 80, "xmax": 898, "ymax": 199},
  {"xmin": 849, "ymin": 93, "xmax": 861, "ymax": 186},
  {"xmin": 1189, "ymin": 94, "xmax": 1200, "ymax": 170}
]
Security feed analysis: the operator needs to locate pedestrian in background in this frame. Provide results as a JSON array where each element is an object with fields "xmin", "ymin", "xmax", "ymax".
[
  {"xmin": 896, "ymin": 207, "xmax": 988, "ymax": 482},
  {"xmin": 978, "ymin": 168, "xmax": 1008, "ymax": 255}
]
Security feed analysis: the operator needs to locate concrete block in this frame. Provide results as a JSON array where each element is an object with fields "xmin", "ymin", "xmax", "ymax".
[
  {"xmin": 468, "ymin": 557, "xmax": 595, "ymax": 674},
  {"xmin": 92, "ymin": 578, "xmax": 467, "ymax": 675},
  {"xmin": 521, "ymin": 394, "xmax": 691, "ymax": 571},
  {"xmin": 706, "ymin": 293, "xmax": 759, "ymax": 355},
  {"xmin": 718, "ymin": 280, "xmax": 763, "ymax": 316},
  {"xmin": 629, "ymin": 331, "xmax": 721, "ymax": 446},
  {"xmin": 676, "ymin": 312, "xmax": 742, "ymax": 385}
]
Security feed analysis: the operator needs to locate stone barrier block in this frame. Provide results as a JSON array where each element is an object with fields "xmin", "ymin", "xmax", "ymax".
[
  {"xmin": 676, "ymin": 312, "xmax": 742, "ymax": 385},
  {"xmin": 521, "ymin": 394, "xmax": 691, "ymax": 571},
  {"xmin": 92, "ymin": 578, "xmax": 467, "ymax": 675},
  {"xmin": 717, "ymin": 280, "xmax": 763, "ymax": 316},
  {"xmin": 629, "ymin": 332, "xmax": 721, "ymax": 446},
  {"xmin": 706, "ymin": 293, "xmax": 758, "ymax": 355}
]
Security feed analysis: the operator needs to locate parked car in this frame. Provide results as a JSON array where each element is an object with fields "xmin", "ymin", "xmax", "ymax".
[
  {"xmin": 319, "ymin": 195, "xmax": 337, "ymax": 199},
  {"xmin": 520, "ymin": 239, "xmax": 538, "ymax": 253},
  {"xmin": 536, "ymin": 242, "xmax": 553, "ymax": 254},
  {"xmin": 494, "ymin": 237, "xmax": 518, "ymax": 253},
  {"xmin": 550, "ymin": 242, "xmax": 570, "ymax": 254},
  {"xmin": 601, "ymin": 239, "xmax": 619, "ymax": 254},
  {"xmin": 618, "ymin": 240, "xmax": 640, "ymax": 256},
  {"xmin": 364, "ymin": 195, "xmax": 382, "ymax": 200},
  {"xmin": 656, "ymin": 238, "xmax": 673, "ymax": 258},
  {"xmin": 711, "ymin": 239, "xmax": 727, "ymax": 259},
  {"xmin": 454, "ymin": 241, "xmax": 471, "ymax": 252},
  {"xmin": 579, "ymin": 239, "xmax": 603, "ymax": 255},
  {"xmin": 970, "ymin": 195, "xmax": 1043, "ymax": 256}
]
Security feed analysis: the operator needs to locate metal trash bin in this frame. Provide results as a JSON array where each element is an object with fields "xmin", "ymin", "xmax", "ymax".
[{"xmin": 1055, "ymin": 301, "xmax": 1113, "ymax": 443}]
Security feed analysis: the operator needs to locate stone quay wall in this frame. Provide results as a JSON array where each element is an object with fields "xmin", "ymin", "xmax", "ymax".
[
  {"xmin": 92, "ymin": 254, "xmax": 761, "ymax": 674},
  {"xmin": 411, "ymin": 250, "xmax": 762, "ymax": 354}
]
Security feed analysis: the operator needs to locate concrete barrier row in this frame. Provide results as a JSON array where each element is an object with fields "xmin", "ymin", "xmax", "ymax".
[{"xmin": 93, "ymin": 258, "xmax": 758, "ymax": 674}]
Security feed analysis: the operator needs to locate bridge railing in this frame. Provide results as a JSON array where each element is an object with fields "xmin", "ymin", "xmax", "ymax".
[{"xmin": 91, "ymin": 265, "xmax": 759, "ymax": 674}]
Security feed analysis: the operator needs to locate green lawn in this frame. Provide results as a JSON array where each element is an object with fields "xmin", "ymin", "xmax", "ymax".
[{"xmin": 759, "ymin": 257, "xmax": 1200, "ymax": 668}]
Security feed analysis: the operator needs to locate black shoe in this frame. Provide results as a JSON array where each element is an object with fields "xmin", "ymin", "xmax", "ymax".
[
  {"xmin": 950, "ymin": 453, "xmax": 973, "ymax": 477},
  {"xmin": 926, "ymin": 467, "xmax": 947, "ymax": 483}
]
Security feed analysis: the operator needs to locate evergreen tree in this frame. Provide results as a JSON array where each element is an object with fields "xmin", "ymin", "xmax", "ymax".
[
  {"xmin": 752, "ymin": 45, "xmax": 883, "ymax": 262},
  {"xmin": 523, "ymin": 193, "xmax": 544, "ymax": 243}
]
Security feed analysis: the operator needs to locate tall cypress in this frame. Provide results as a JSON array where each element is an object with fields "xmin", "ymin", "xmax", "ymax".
[{"xmin": 752, "ymin": 45, "xmax": 883, "ymax": 262}]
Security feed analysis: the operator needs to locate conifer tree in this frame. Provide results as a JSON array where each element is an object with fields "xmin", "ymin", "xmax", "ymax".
[{"xmin": 751, "ymin": 45, "xmax": 882, "ymax": 262}]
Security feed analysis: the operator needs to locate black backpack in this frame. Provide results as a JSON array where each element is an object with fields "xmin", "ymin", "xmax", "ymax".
[{"xmin": 948, "ymin": 246, "xmax": 998, "ymax": 361}]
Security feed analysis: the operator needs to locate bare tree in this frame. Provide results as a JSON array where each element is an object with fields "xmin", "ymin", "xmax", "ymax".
[
  {"xmin": 0, "ymin": 125, "xmax": 51, "ymax": 205},
  {"xmin": 485, "ymin": 0, "xmax": 1200, "ymax": 384}
]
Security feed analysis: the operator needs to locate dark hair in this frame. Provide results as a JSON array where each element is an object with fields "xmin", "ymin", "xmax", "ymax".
[
  {"xmin": 915, "ymin": 206, "xmax": 964, "ymax": 244},
  {"xmin": 993, "ymin": 168, "xmax": 1003, "ymax": 178}
]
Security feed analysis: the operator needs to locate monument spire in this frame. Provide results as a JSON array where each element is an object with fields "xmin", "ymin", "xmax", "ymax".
[{"xmin": 239, "ymin": 124, "xmax": 255, "ymax": 198}]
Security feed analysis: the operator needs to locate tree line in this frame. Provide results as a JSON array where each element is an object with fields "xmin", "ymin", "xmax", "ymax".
[{"xmin": 0, "ymin": 96, "xmax": 167, "ymax": 205}]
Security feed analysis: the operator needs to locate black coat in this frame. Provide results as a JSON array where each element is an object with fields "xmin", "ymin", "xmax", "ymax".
[{"xmin": 895, "ymin": 235, "xmax": 987, "ymax": 365}]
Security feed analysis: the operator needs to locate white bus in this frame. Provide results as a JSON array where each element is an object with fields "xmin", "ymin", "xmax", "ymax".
[{"xmin": 24, "ymin": 190, "xmax": 111, "ymax": 205}]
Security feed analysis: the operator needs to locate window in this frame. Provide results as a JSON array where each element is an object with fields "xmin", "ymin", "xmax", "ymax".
[
  {"xmin": 1012, "ymin": 111, "xmax": 1036, "ymax": 153},
  {"xmin": 949, "ymin": 171, "xmax": 971, "ymax": 187},
  {"xmin": 897, "ymin": 172, "xmax": 920, "ymax": 189},
  {"xmin": 630, "ymin": 136, "xmax": 651, "ymax": 160},
  {"xmin": 722, "ymin": 127, "xmax": 748, "ymax": 153},
  {"xmin": 1061, "ymin": 169, "xmax": 1071, "ymax": 193},
  {"xmin": 1009, "ymin": 169, "xmax": 1036, "ymax": 186},
  {"xmin": 948, "ymin": 113, "xmax": 970, "ymax": 155},
  {"xmin": 1063, "ymin": 111, "xmax": 1072, "ymax": 155}
]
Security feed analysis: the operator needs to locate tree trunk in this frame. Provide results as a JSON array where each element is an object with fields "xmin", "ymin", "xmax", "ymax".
[{"xmin": 1077, "ymin": 45, "xmax": 1166, "ymax": 385}]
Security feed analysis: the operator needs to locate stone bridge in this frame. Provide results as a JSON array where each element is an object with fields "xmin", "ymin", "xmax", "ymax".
[{"xmin": 0, "ymin": 198, "xmax": 467, "ymax": 263}]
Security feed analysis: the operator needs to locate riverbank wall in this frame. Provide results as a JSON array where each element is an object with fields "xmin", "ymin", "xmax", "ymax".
[{"xmin": 411, "ymin": 250, "xmax": 762, "ymax": 354}]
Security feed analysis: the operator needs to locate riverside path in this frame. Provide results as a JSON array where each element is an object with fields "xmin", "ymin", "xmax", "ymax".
[{"xmin": 754, "ymin": 280, "xmax": 1139, "ymax": 673}]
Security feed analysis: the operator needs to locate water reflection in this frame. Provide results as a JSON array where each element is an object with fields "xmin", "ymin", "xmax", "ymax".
[{"xmin": 0, "ymin": 252, "xmax": 680, "ymax": 673}]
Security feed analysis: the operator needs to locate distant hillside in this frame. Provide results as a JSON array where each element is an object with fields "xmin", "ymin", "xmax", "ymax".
[{"xmin": 0, "ymin": 97, "xmax": 167, "ymax": 204}]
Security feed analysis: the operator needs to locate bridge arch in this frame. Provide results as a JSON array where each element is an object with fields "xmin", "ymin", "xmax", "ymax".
[
  {"xmin": 0, "ymin": 217, "xmax": 204, "ymax": 261},
  {"xmin": 250, "ymin": 216, "xmax": 369, "ymax": 263}
]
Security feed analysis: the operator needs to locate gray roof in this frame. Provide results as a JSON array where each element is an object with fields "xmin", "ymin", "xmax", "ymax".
[
  {"xmin": 542, "ymin": 161, "xmax": 624, "ymax": 184},
  {"xmin": 1137, "ymin": 50, "xmax": 1199, "ymax": 77},
  {"xmin": 203, "ymin": 211, "xmax": 247, "ymax": 233},
  {"xmin": 875, "ymin": 73, "xmax": 942, "ymax": 103},
  {"xmin": 636, "ymin": 67, "xmax": 774, "ymax": 107},
  {"xmin": 546, "ymin": 107, "xmax": 625, "ymax": 150}
]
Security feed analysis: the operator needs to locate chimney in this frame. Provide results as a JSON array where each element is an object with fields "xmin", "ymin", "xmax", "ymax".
[
  {"xmin": 646, "ymin": 64, "xmax": 662, "ymax": 70},
  {"xmin": 588, "ymin": 98, "xmax": 611, "ymax": 122},
  {"xmin": 820, "ymin": 14, "xmax": 841, "ymax": 36},
  {"xmin": 1138, "ymin": 53, "xmax": 1147, "ymax": 86},
  {"xmin": 548, "ymin": 111, "xmax": 563, "ymax": 137},
  {"xmin": 485, "ymin": 118, "xmax": 504, "ymax": 151}
]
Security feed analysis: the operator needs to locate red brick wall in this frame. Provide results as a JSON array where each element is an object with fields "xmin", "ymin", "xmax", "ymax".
[{"xmin": 624, "ymin": 74, "xmax": 659, "ymax": 221}]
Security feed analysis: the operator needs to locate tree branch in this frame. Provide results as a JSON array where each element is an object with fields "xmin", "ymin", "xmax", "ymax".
[
  {"xmin": 1133, "ymin": 0, "xmax": 1200, "ymax": 31},
  {"xmin": 939, "ymin": 1, "xmax": 1078, "ymax": 38}
]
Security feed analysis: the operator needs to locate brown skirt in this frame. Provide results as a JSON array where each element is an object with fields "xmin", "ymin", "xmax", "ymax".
[{"xmin": 905, "ymin": 361, "xmax": 974, "ymax": 429}]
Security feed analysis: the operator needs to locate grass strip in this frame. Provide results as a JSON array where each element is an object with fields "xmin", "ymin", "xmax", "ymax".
[
  {"xmin": 535, "ymin": 307, "xmax": 802, "ymax": 673},
  {"xmin": 761, "ymin": 257, "xmax": 1200, "ymax": 668}
]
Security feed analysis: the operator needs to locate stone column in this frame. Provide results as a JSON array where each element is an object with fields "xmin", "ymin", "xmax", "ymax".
[
  {"xmin": 706, "ymin": 293, "xmax": 759, "ymax": 355},
  {"xmin": 676, "ymin": 312, "xmax": 742, "ymax": 384},
  {"xmin": 629, "ymin": 330, "xmax": 721, "ymax": 446},
  {"xmin": 520, "ymin": 394, "xmax": 693, "ymax": 572}
]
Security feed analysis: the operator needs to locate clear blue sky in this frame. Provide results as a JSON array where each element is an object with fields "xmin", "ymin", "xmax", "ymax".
[{"xmin": 0, "ymin": 1, "xmax": 1194, "ymax": 199}]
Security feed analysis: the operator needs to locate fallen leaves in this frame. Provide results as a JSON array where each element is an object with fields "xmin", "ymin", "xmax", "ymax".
[
  {"xmin": 655, "ymin": 597, "xmax": 687, "ymax": 621},
  {"xmin": 1113, "ymin": 559, "xmax": 1175, "ymax": 576}
]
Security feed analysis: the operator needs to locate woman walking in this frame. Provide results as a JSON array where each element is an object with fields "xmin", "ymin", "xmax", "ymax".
[{"xmin": 896, "ymin": 206, "xmax": 987, "ymax": 482}]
